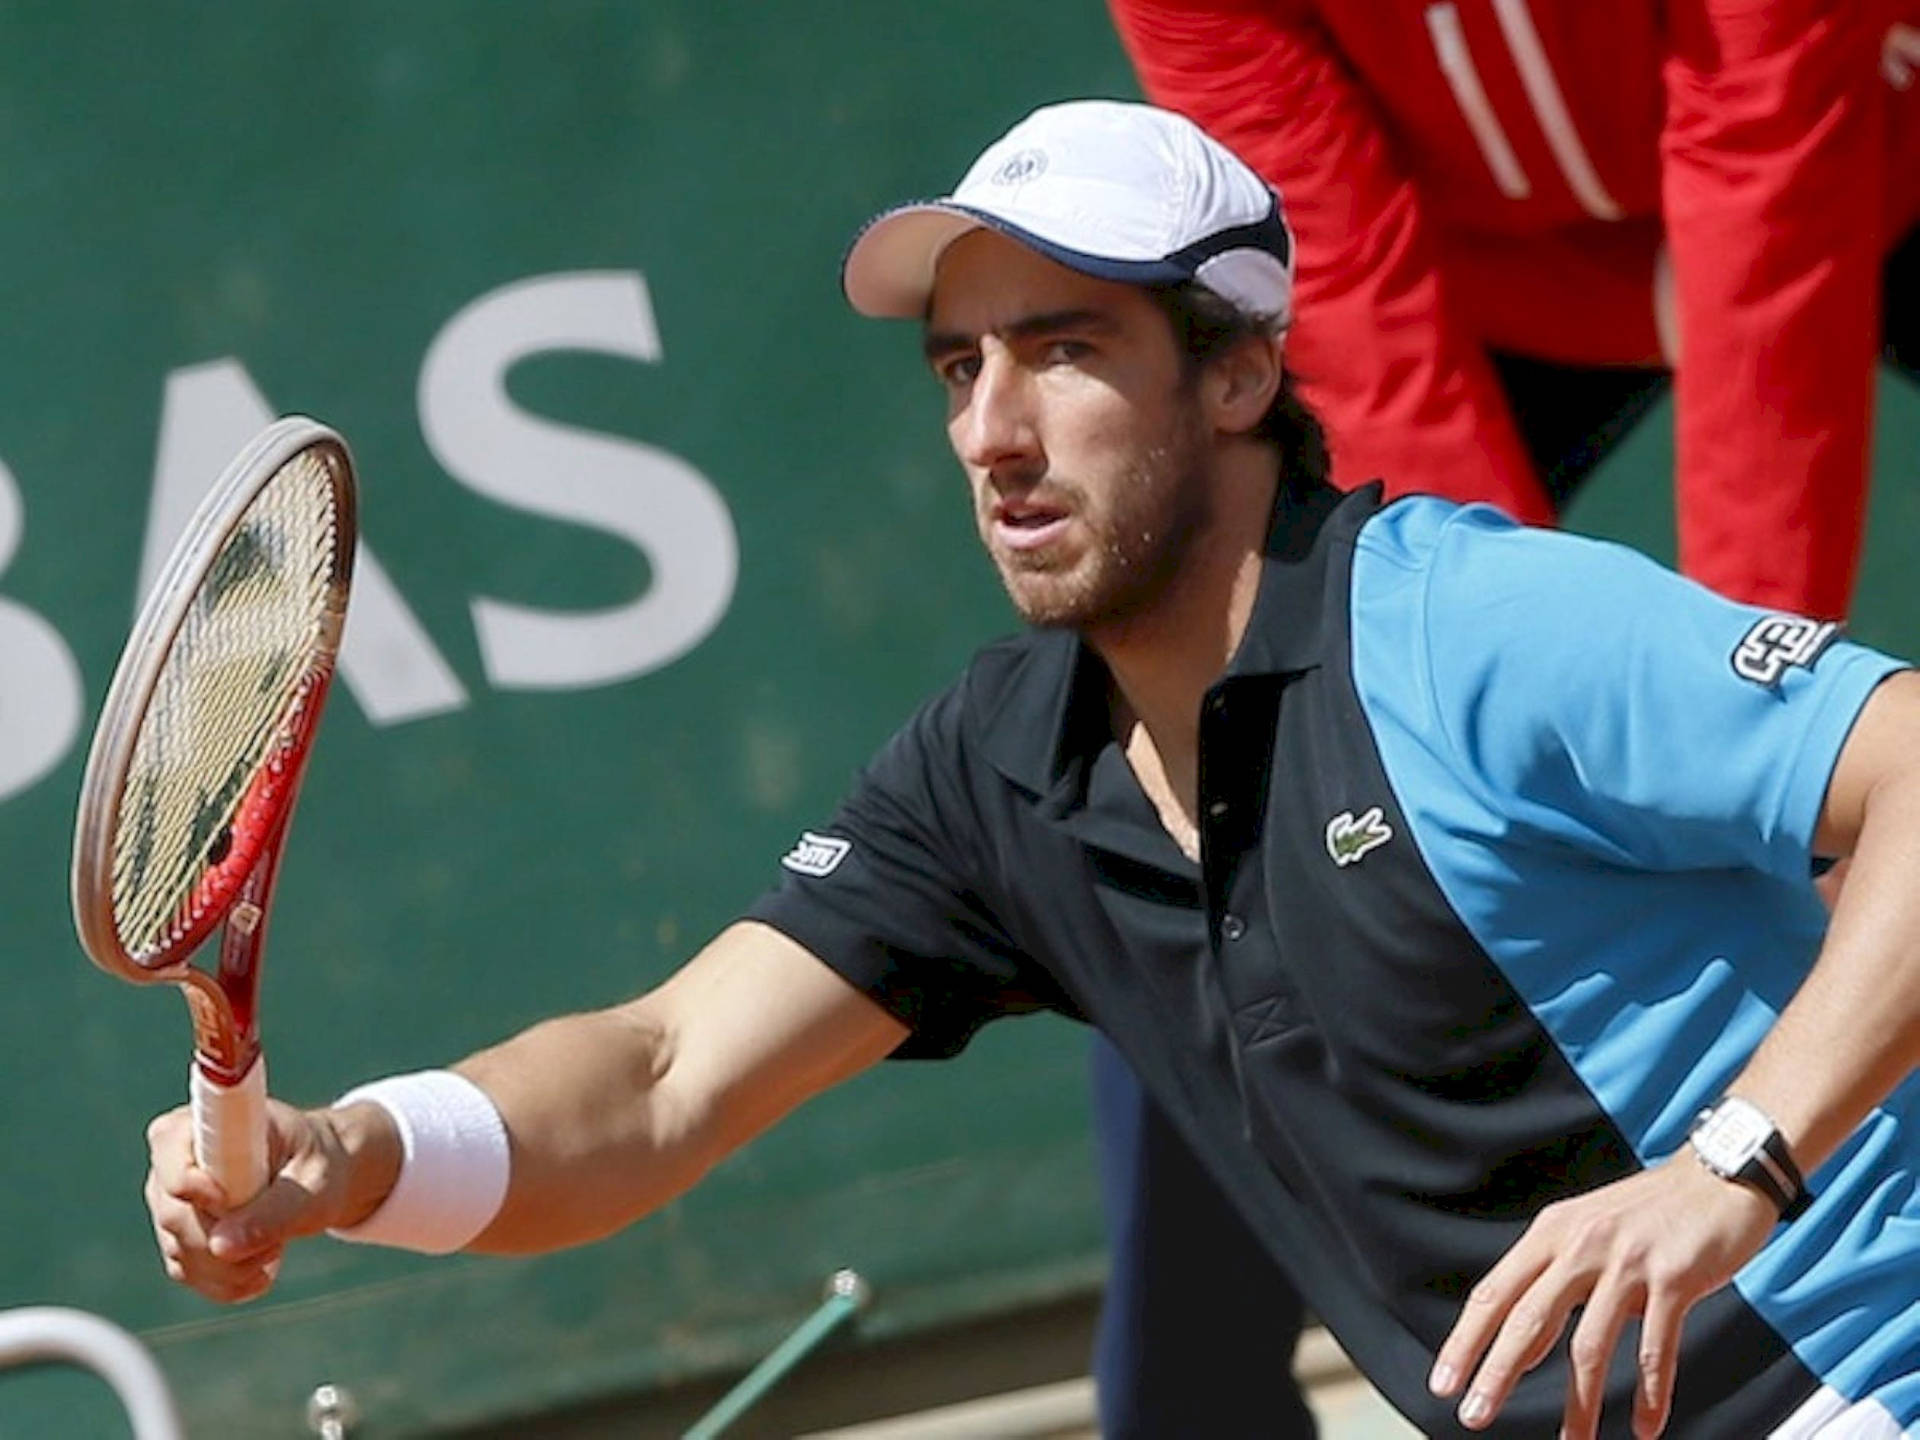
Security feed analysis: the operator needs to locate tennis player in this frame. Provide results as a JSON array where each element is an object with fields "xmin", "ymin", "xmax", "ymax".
[
  {"xmin": 146, "ymin": 101, "xmax": 1920, "ymax": 1438},
  {"xmin": 1097, "ymin": 5, "xmax": 1920, "ymax": 1427}
]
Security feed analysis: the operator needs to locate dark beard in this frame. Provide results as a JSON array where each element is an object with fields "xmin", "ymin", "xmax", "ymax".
[{"xmin": 989, "ymin": 427, "xmax": 1213, "ymax": 632}]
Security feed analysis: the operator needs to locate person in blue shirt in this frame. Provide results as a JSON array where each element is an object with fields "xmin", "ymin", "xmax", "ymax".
[{"xmin": 144, "ymin": 101, "xmax": 1920, "ymax": 1438}]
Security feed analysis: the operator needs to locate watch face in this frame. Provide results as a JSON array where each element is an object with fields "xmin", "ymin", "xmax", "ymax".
[{"xmin": 1694, "ymin": 1100, "xmax": 1770, "ymax": 1171}]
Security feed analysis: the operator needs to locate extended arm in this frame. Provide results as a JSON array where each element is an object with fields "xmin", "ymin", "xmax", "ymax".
[{"xmin": 146, "ymin": 921, "xmax": 909, "ymax": 1300}]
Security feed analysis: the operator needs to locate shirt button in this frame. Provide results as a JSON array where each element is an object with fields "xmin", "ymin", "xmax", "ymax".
[
  {"xmin": 1208, "ymin": 799, "xmax": 1229, "ymax": 820},
  {"xmin": 1221, "ymin": 913, "xmax": 1247, "ymax": 941}
]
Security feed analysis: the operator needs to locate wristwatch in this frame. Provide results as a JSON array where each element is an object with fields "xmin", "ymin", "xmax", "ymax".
[{"xmin": 1688, "ymin": 1096, "xmax": 1812, "ymax": 1221}]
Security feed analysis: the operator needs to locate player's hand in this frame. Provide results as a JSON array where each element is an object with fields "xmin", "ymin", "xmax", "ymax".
[
  {"xmin": 1428, "ymin": 1153, "xmax": 1777, "ymax": 1439},
  {"xmin": 144, "ymin": 1098, "xmax": 393, "ymax": 1304}
]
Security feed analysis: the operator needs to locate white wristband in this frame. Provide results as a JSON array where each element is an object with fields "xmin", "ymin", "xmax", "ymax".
[{"xmin": 325, "ymin": 1071, "xmax": 510, "ymax": 1254}]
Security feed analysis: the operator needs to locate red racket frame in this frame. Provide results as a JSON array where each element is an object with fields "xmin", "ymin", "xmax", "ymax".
[{"xmin": 71, "ymin": 417, "xmax": 355, "ymax": 1193}]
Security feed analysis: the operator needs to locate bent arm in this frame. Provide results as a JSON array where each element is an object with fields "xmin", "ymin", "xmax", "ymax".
[
  {"xmin": 1418, "ymin": 536, "xmax": 1920, "ymax": 1432},
  {"xmin": 1433, "ymin": 670, "xmax": 1920, "ymax": 1435},
  {"xmin": 447, "ymin": 920, "xmax": 908, "ymax": 1253},
  {"xmin": 1726, "ymin": 670, "xmax": 1920, "ymax": 1170}
]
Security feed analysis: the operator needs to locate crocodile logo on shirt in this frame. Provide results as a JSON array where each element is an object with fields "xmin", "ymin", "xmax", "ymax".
[
  {"xmin": 1731, "ymin": 614, "xmax": 1839, "ymax": 688},
  {"xmin": 1325, "ymin": 807, "xmax": 1393, "ymax": 867}
]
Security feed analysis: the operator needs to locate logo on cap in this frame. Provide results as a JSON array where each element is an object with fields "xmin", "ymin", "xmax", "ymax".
[{"xmin": 991, "ymin": 148, "xmax": 1048, "ymax": 186}]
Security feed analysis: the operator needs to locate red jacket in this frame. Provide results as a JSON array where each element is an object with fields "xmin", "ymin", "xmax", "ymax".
[{"xmin": 1111, "ymin": 0, "xmax": 1920, "ymax": 617}]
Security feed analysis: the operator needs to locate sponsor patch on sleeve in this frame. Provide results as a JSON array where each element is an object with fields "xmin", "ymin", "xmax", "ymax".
[
  {"xmin": 1730, "ymin": 614, "xmax": 1840, "ymax": 688},
  {"xmin": 781, "ymin": 831, "xmax": 852, "ymax": 877}
]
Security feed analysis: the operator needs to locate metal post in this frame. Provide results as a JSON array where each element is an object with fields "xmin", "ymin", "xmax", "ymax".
[
  {"xmin": 307, "ymin": 1382, "xmax": 361, "ymax": 1437},
  {"xmin": 682, "ymin": 1269, "xmax": 872, "ymax": 1439}
]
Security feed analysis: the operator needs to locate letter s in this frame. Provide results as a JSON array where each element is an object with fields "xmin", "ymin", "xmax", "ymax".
[{"xmin": 418, "ymin": 271, "xmax": 738, "ymax": 690}]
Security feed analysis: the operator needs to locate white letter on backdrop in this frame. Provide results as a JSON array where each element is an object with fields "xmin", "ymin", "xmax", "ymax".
[
  {"xmin": 418, "ymin": 271, "xmax": 737, "ymax": 690},
  {"xmin": 0, "ymin": 457, "xmax": 83, "ymax": 801},
  {"xmin": 149, "ymin": 360, "xmax": 467, "ymax": 724}
]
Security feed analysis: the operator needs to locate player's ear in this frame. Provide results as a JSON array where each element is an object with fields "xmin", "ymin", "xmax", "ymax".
[{"xmin": 1202, "ymin": 333, "xmax": 1284, "ymax": 438}]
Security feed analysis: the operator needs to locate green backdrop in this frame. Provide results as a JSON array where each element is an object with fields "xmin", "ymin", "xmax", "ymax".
[{"xmin": 0, "ymin": 4, "xmax": 1914, "ymax": 1436}]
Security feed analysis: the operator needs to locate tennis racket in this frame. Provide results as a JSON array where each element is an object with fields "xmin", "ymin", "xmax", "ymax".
[{"xmin": 71, "ymin": 416, "xmax": 356, "ymax": 1204}]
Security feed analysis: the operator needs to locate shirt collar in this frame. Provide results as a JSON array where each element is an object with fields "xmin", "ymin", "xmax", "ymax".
[{"xmin": 969, "ymin": 474, "xmax": 1382, "ymax": 801}]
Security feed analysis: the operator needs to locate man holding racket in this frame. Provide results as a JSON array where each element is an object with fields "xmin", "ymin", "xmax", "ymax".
[{"xmin": 147, "ymin": 100, "xmax": 1920, "ymax": 1437}]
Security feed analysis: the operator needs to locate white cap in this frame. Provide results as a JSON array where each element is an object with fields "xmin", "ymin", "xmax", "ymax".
[{"xmin": 843, "ymin": 99, "xmax": 1293, "ymax": 330}]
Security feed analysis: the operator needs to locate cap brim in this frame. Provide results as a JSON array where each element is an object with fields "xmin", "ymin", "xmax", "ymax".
[
  {"xmin": 844, "ymin": 201, "xmax": 1218, "ymax": 321},
  {"xmin": 842, "ymin": 203, "xmax": 986, "ymax": 319}
]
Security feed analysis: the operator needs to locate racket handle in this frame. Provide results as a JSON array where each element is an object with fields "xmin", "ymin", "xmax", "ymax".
[{"xmin": 190, "ymin": 1058, "xmax": 271, "ymax": 1203}]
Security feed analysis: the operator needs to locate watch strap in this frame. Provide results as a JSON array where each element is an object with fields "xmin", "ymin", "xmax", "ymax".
[
  {"xmin": 1750, "ymin": 1128, "xmax": 1812, "ymax": 1221},
  {"xmin": 1689, "ymin": 1097, "xmax": 1813, "ymax": 1222}
]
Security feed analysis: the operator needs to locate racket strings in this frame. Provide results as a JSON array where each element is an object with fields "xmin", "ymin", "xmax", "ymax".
[{"xmin": 112, "ymin": 449, "xmax": 346, "ymax": 962}]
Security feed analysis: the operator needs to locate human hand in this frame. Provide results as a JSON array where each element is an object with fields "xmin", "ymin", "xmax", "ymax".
[
  {"xmin": 1886, "ymin": 22, "xmax": 1920, "ymax": 89},
  {"xmin": 1428, "ymin": 1153, "xmax": 1778, "ymax": 1438},
  {"xmin": 145, "ymin": 1097, "xmax": 395, "ymax": 1303}
]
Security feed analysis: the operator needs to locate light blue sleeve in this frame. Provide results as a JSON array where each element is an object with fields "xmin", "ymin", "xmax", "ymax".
[{"xmin": 1396, "ymin": 503, "xmax": 1907, "ymax": 879}]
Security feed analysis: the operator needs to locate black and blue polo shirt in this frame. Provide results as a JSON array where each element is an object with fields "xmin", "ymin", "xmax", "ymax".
[{"xmin": 748, "ymin": 476, "xmax": 1919, "ymax": 1437}]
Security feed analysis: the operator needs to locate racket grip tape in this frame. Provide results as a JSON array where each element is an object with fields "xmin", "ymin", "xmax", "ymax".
[{"xmin": 190, "ymin": 1059, "xmax": 271, "ymax": 1203}]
